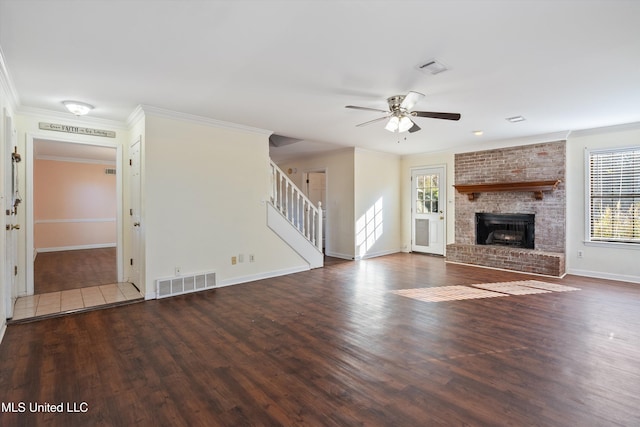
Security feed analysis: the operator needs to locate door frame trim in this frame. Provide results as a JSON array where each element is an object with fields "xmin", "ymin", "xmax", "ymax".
[
  {"xmin": 410, "ymin": 164, "xmax": 447, "ymax": 256},
  {"xmin": 3, "ymin": 109, "xmax": 17, "ymax": 317},
  {"xmin": 128, "ymin": 135, "xmax": 142, "ymax": 293},
  {"xmin": 303, "ymin": 168, "xmax": 327, "ymax": 252},
  {"xmin": 25, "ymin": 132, "xmax": 123, "ymax": 296}
]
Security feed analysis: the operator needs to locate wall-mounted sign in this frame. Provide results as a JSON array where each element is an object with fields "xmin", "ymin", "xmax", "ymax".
[{"xmin": 39, "ymin": 122, "xmax": 116, "ymax": 138}]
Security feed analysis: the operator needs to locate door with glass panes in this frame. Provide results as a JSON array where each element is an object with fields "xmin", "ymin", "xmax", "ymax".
[{"xmin": 411, "ymin": 167, "xmax": 445, "ymax": 255}]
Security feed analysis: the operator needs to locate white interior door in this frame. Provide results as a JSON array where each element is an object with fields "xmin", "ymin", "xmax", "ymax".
[
  {"xmin": 129, "ymin": 137, "xmax": 142, "ymax": 288},
  {"xmin": 411, "ymin": 167, "xmax": 445, "ymax": 255},
  {"xmin": 4, "ymin": 111, "xmax": 18, "ymax": 317}
]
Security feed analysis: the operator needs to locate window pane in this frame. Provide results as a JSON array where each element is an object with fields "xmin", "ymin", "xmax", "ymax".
[{"xmin": 589, "ymin": 147, "xmax": 640, "ymax": 243}]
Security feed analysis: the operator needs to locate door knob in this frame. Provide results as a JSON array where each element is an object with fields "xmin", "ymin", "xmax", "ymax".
[
  {"xmin": 133, "ymin": 222, "xmax": 140, "ymax": 227},
  {"xmin": 10, "ymin": 224, "xmax": 20, "ymax": 230}
]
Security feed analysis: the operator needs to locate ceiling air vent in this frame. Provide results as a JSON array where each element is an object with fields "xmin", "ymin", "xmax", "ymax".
[{"xmin": 417, "ymin": 59, "xmax": 448, "ymax": 75}]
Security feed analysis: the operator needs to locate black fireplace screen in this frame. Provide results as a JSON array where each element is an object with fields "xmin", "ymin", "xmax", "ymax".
[{"xmin": 476, "ymin": 213, "xmax": 535, "ymax": 249}]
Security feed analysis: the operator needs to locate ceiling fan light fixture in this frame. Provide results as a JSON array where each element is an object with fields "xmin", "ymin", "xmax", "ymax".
[
  {"xmin": 347, "ymin": 91, "xmax": 461, "ymax": 134},
  {"xmin": 62, "ymin": 100, "xmax": 94, "ymax": 116},
  {"xmin": 398, "ymin": 116, "xmax": 413, "ymax": 133},
  {"xmin": 385, "ymin": 116, "xmax": 400, "ymax": 132}
]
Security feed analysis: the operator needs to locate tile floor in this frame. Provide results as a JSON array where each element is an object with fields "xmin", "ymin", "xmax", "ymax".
[{"xmin": 11, "ymin": 283, "xmax": 142, "ymax": 321}]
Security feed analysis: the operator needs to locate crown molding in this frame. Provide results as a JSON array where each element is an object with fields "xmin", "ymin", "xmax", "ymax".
[
  {"xmin": 0, "ymin": 46, "xmax": 19, "ymax": 110},
  {"xmin": 409, "ymin": 130, "xmax": 570, "ymax": 157},
  {"xmin": 569, "ymin": 120, "xmax": 640, "ymax": 138},
  {"xmin": 138, "ymin": 104, "xmax": 272, "ymax": 136},
  {"xmin": 126, "ymin": 105, "xmax": 145, "ymax": 129}
]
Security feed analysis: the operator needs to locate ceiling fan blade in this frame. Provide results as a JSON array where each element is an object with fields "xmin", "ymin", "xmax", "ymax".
[
  {"xmin": 412, "ymin": 111, "xmax": 461, "ymax": 121},
  {"xmin": 400, "ymin": 91, "xmax": 425, "ymax": 110},
  {"xmin": 356, "ymin": 115, "xmax": 391, "ymax": 127},
  {"xmin": 345, "ymin": 105, "xmax": 389, "ymax": 114},
  {"xmin": 408, "ymin": 122, "xmax": 421, "ymax": 133}
]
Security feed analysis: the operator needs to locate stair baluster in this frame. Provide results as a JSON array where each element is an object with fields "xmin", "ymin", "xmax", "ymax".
[{"xmin": 269, "ymin": 160, "xmax": 323, "ymax": 252}]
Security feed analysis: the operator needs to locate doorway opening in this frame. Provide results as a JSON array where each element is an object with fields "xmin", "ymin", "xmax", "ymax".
[
  {"xmin": 11, "ymin": 135, "xmax": 140, "ymax": 321},
  {"xmin": 33, "ymin": 139, "xmax": 118, "ymax": 294}
]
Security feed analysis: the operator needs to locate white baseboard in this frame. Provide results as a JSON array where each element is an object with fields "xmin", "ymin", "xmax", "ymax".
[
  {"xmin": 354, "ymin": 248, "xmax": 401, "ymax": 261},
  {"xmin": 0, "ymin": 322, "xmax": 6, "ymax": 345},
  {"xmin": 217, "ymin": 265, "xmax": 311, "ymax": 288},
  {"xmin": 325, "ymin": 251, "xmax": 354, "ymax": 260},
  {"xmin": 36, "ymin": 243, "xmax": 116, "ymax": 253},
  {"xmin": 567, "ymin": 268, "xmax": 640, "ymax": 284},
  {"xmin": 145, "ymin": 264, "xmax": 312, "ymax": 299}
]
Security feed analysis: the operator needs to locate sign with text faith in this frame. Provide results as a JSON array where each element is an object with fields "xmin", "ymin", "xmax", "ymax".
[{"xmin": 39, "ymin": 122, "xmax": 116, "ymax": 138}]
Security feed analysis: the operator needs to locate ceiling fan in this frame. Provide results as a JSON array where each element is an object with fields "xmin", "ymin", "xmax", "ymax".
[{"xmin": 345, "ymin": 91, "xmax": 461, "ymax": 133}]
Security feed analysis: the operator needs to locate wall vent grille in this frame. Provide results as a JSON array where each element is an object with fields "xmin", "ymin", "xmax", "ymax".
[
  {"xmin": 156, "ymin": 271, "xmax": 216, "ymax": 299},
  {"xmin": 415, "ymin": 218, "xmax": 430, "ymax": 247},
  {"xmin": 105, "ymin": 168, "xmax": 117, "ymax": 175}
]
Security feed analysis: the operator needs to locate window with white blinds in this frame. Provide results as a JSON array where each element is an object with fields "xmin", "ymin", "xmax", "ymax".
[{"xmin": 588, "ymin": 147, "xmax": 640, "ymax": 243}]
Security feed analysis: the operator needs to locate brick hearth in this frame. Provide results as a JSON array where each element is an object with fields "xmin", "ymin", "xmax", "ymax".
[
  {"xmin": 446, "ymin": 244, "xmax": 565, "ymax": 277},
  {"xmin": 447, "ymin": 141, "xmax": 566, "ymax": 277}
]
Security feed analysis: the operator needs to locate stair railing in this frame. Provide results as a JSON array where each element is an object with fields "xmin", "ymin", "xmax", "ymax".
[{"xmin": 269, "ymin": 160, "xmax": 322, "ymax": 251}]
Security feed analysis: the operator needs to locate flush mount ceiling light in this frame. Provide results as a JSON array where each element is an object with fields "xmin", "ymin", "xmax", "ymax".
[
  {"xmin": 62, "ymin": 100, "xmax": 94, "ymax": 116},
  {"xmin": 506, "ymin": 115, "xmax": 526, "ymax": 123},
  {"xmin": 472, "ymin": 130, "xmax": 484, "ymax": 136}
]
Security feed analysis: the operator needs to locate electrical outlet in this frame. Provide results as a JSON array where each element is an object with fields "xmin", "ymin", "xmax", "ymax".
[
  {"xmin": 577, "ymin": 250, "xmax": 584, "ymax": 258},
  {"xmin": 231, "ymin": 256, "xmax": 237, "ymax": 265},
  {"xmin": 175, "ymin": 266, "xmax": 181, "ymax": 276},
  {"xmin": 249, "ymin": 254, "xmax": 255, "ymax": 262}
]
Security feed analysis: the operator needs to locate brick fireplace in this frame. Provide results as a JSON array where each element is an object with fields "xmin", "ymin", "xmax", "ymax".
[{"xmin": 446, "ymin": 141, "xmax": 566, "ymax": 277}]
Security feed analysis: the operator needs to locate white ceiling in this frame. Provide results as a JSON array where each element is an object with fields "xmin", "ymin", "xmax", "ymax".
[{"xmin": 2, "ymin": 1, "xmax": 640, "ymax": 162}]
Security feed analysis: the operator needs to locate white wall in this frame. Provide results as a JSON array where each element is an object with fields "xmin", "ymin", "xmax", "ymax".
[
  {"xmin": 142, "ymin": 111, "xmax": 308, "ymax": 298},
  {"xmin": 566, "ymin": 123, "xmax": 640, "ymax": 283},
  {"xmin": 278, "ymin": 147, "xmax": 401, "ymax": 260},
  {"xmin": 354, "ymin": 148, "xmax": 401, "ymax": 259},
  {"xmin": 277, "ymin": 148, "xmax": 356, "ymax": 259}
]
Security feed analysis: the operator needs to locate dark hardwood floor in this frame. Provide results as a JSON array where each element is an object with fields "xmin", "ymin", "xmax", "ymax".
[
  {"xmin": 1, "ymin": 253, "xmax": 639, "ymax": 426},
  {"xmin": 34, "ymin": 248, "xmax": 117, "ymax": 294}
]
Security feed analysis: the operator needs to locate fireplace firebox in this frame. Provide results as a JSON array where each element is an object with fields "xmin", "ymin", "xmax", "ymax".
[{"xmin": 476, "ymin": 213, "xmax": 535, "ymax": 249}]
